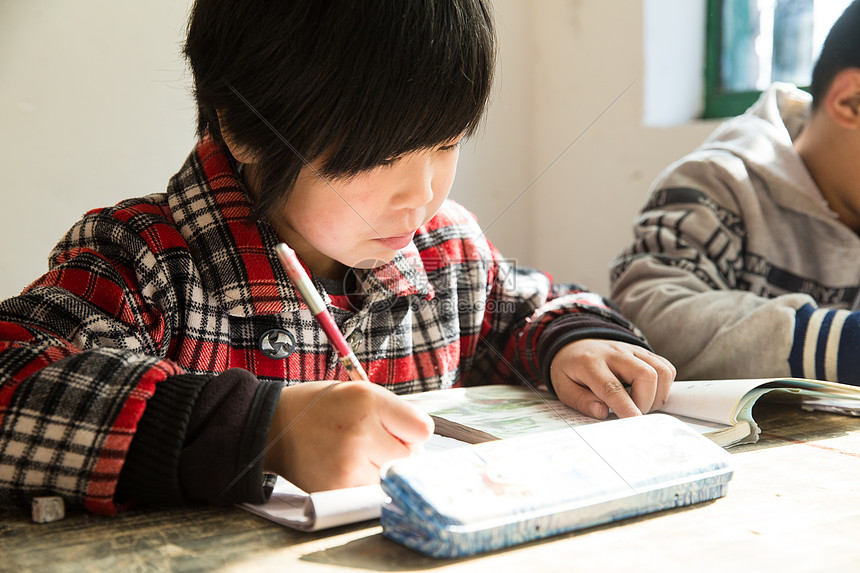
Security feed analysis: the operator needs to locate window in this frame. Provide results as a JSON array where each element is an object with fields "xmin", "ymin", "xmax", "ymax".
[{"xmin": 704, "ymin": 0, "xmax": 852, "ymax": 118}]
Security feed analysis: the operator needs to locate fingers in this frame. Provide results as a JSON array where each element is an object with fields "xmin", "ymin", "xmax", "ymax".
[
  {"xmin": 358, "ymin": 387, "xmax": 436, "ymax": 477},
  {"xmin": 364, "ymin": 416, "xmax": 420, "ymax": 473},
  {"xmin": 587, "ymin": 362, "xmax": 642, "ymax": 418},
  {"xmin": 637, "ymin": 350, "xmax": 676, "ymax": 410},
  {"xmin": 551, "ymin": 340, "xmax": 677, "ymax": 419},
  {"xmin": 271, "ymin": 381, "xmax": 434, "ymax": 491},
  {"xmin": 607, "ymin": 348, "xmax": 675, "ymax": 414},
  {"xmin": 553, "ymin": 362, "xmax": 632, "ymax": 419},
  {"xmin": 329, "ymin": 384, "xmax": 433, "ymax": 487}
]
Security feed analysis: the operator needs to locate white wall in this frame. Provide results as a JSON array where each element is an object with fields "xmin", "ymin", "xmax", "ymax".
[
  {"xmin": 0, "ymin": 1, "xmax": 196, "ymax": 298},
  {"xmin": 452, "ymin": 0, "xmax": 535, "ymax": 266},
  {"xmin": 1, "ymin": 0, "xmax": 720, "ymax": 301},
  {"xmin": 454, "ymin": 0, "xmax": 719, "ymax": 295},
  {"xmin": 643, "ymin": 0, "xmax": 708, "ymax": 126}
]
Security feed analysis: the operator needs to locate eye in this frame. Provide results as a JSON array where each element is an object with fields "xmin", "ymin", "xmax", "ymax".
[
  {"xmin": 438, "ymin": 140, "xmax": 462, "ymax": 152},
  {"xmin": 377, "ymin": 155, "xmax": 402, "ymax": 168}
]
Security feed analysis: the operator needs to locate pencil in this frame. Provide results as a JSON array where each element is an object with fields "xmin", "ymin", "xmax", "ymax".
[{"xmin": 274, "ymin": 242, "xmax": 370, "ymax": 382}]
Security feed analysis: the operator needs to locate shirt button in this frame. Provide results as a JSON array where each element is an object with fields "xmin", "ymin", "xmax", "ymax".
[
  {"xmin": 259, "ymin": 328, "xmax": 296, "ymax": 359},
  {"xmin": 346, "ymin": 330, "xmax": 363, "ymax": 349}
]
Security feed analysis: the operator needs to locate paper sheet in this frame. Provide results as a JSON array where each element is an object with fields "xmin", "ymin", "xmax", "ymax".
[
  {"xmin": 239, "ymin": 434, "xmax": 468, "ymax": 531},
  {"xmin": 241, "ymin": 478, "xmax": 385, "ymax": 532}
]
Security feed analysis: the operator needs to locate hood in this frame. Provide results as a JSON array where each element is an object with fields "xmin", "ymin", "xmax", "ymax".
[{"xmin": 699, "ymin": 83, "xmax": 836, "ymax": 218}]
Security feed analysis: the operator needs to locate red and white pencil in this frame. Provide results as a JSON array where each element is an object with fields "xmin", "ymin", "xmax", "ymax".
[{"xmin": 274, "ymin": 242, "xmax": 370, "ymax": 382}]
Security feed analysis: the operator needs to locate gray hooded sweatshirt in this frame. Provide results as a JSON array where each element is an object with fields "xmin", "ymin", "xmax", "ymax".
[{"xmin": 610, "ymin": 83, "xmax": 860, "ymax": 383}]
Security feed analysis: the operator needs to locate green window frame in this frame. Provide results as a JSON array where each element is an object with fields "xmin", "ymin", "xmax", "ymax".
[
  {"xmin": 704, "ymin": 0, "xmax": 763, "ymax": 119},
  {"xmin": 703, "ymin": 0, "xmax": 848, "ymax": 119}
]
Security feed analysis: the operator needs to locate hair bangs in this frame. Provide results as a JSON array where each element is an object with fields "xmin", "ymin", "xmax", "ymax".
[
  {"xmin": 185, "ymin": 0, "xmax": 496, "ymax": 221},
  {"xmin": 312, "ymin": 0, "xmax": 496, "ymax": 177}
]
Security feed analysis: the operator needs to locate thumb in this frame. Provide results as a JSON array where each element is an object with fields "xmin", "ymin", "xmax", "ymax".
[{"xmin": 375, "ymin": 392, "xmax": 435, "ymax": 447}]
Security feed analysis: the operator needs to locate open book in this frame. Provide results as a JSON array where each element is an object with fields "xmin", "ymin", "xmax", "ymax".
[
  {"xmin": 241, "ymin": 377, "xmax": 860, "ymax": 532},
  {"xmin": 659, "ymin": 377, "xmax": 860, "ymax": 445},
  {"xmin": 404, "ymin": 378, "xmax": 860, "ymax": 448}
]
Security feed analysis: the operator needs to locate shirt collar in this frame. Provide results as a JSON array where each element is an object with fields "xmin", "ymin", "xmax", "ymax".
[{"xmin": 170, "ymin": 138, "xmax": 433, "ymax": 317}]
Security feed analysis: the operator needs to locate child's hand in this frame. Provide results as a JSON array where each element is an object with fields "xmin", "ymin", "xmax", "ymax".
[
  {"xmin": 263, "ymin": 381, "xmax": 434, "ymax": 492},
  {"xmin": 549, "ymin": 339, "xmax": 676, "ymax": 419}
]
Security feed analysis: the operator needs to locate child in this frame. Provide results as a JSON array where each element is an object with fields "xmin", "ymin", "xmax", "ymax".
[
  {"xmin": 0, "ymin": 0, "xmax": 674, "ymax": 515},
  {"xmin": 610, "ymin": 1, "xmax": 860, "ymax": 383}
]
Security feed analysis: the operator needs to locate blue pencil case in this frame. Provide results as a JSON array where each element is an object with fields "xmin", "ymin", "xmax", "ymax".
[{"xmin": 380, "ymin": 413, "xmax": 734, "ymax": 558}]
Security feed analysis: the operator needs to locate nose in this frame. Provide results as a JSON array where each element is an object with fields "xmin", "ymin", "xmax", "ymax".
[{"xmin": 390, "ymin": 154, "xmax": 434, "ymax": 210}]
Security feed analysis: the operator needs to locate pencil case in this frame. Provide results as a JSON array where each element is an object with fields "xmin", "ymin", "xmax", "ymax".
[{"xmin": 380, "ymin": 413, "xmax": 734, "ymax": 558}]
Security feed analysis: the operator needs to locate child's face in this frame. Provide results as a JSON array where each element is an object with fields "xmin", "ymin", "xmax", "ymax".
[{"xmin": 271, "ymin": 140, "xmax": 461, "ymax": 279}]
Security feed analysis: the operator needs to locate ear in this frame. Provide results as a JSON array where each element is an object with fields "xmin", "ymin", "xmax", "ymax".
[
  {"xmin": 824, "ymin": 69, "xmax": 860, "ymax": 129},
  {"xmin": 216, "ymin": 109, "xmax": 258, "ymax": 164}
]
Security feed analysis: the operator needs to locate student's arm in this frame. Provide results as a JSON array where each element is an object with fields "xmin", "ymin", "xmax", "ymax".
[
  {"xmin": 608, "ymin": 155, "xmax": 854, "ymax": 383},
  {"xmin": 0, "ymin": 239, "xmax": 224, "ymax": 514},
  {"xmin": 118, "ymin": 369, "xmax": 433, "ymax": 504},
  {"xmin": 115, "ymin": 369, "xmax": 283, "ymax": 506},
  {"xmin": 0, "ymin": 314, "xmax": 186, "ymax": 513},
  {"xmin": 0, "ymin": 207, "xmax": 269, "ymax": 513},
  {"xmin": 507, "ymin": 282, "xmax": 675, "ymax": 418},
  {"xmin": 441, "ymin": 201, "xmax": 672, "ymax": 413}
]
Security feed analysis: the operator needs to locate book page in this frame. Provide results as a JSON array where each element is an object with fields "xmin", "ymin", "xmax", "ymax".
[
  {"xmin": 404, "ymin": 385, "xmax": 602, "ymax": 440},
  {"xmin": 800, "ymin": 396, "xmax": 860, "ymax": 416},
  {"xmin": 657, "ymin": 379, "xmax": 777, "ymax": 425},
  {"xmin": 407, "ymin": 384, "xmax": 759, "ymax": 447},
  {"xmin": 769, "ymin": 377, "xmax": 860, "ymax": 396},
  {"xmin": 763, "ymin": 379, "xmax": 860, "ymax": 414},
  {"xmin": 660, "ymin": 378, "xmax": 860, "ymax": 427}
]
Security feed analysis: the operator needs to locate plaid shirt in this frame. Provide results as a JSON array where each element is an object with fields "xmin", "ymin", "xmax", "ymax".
[{"xmin": 0, "ymin": 138, "xmax": 645, "ymax": 513}]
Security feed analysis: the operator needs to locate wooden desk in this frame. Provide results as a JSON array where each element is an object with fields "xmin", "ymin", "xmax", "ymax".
[{"xmin": 3, "ymin": 403, "xmax": 860, "ymax": 573}]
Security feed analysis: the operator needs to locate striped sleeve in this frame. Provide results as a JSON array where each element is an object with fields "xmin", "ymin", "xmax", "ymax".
[{"xmin": 789, "ymin": 304, "xmax": 860, "ymax": 385}]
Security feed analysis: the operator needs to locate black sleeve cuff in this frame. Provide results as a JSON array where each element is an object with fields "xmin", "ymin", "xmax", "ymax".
[
  {"xmin": 537, "ymin": 313, "xmax": 651, "ymax": 396},
  {"xmin": 116, "ymin": 369, "xmax": 283, "ymax": 507},
  {"xmin": 178, "ymin": 369, "xmax": 282, "ymax": 505},
  {"xmin": 228, "ymin": 377, "xmax": 282, "ymax": 504},
  {"xmin": 115, "ymin": 373, "xmax": 210, "ymax": 505}
]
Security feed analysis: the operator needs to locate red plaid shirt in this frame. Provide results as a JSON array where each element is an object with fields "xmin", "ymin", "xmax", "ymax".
[{"xmin": 0, "ymin": 138, "xmax": 646, "ymax": 513}]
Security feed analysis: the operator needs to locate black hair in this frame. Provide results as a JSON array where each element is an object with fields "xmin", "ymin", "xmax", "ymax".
[
  {"xmin": 809, "ymin": 0, "xmax": 860, "ymax": 108},
  {"xmin": 184, "ymin": 0, "xmax": 496, "ymax": 220}
]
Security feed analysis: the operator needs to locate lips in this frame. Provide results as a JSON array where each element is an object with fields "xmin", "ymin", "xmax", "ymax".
[{"xmin": 375, "ymin": 232, "xmax": 416, "ymax": 250}]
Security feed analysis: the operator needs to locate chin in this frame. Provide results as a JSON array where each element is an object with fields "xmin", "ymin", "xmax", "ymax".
[{"xmin": 350, "ymin": 254, "xmax": 396, "ymax": 269}]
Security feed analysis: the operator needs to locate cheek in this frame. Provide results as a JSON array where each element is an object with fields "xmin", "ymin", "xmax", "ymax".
[
  {"xmin": 303, "ymin": 211, "xmax": 352, "ymax": 243},
  {"xmin": 299, "ymin": 200, "xmax": 374, "ymax": 254},
  {"xmin": 431, "ymin": 160, "xmax": 458, "ymax": 204}
]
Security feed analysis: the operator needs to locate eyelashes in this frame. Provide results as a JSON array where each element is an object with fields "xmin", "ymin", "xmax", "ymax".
[{"xmin": 377, "ymin": 140, "xmax": 462, "ymax": 168}]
